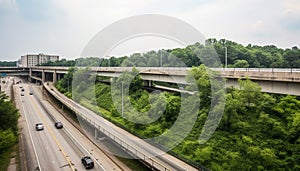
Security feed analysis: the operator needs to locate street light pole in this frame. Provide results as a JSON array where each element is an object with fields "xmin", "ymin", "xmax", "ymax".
[
  {"xmin": 121, "ymin": 82, "xmax": 124, "ymax": 117},
  {"xmin": 225, "ymin": 46, "xmax": 228, "ymax": 70},
  {"xmin": 160, "ymin": 50, "xmax": 162, "ymax": 67},
  {"xmin": 67, "ymin": 77, "xmax": 70, "ymax": 93}
]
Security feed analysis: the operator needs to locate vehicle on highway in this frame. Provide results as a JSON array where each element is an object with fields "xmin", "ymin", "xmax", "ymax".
[
  {"xmin": 21, "ymin": 88, "xmax": 25, "ymax": 92},
  {"xmin": 81, "ymin": 156, "xmax": 94, "ymax": 169},
  {"xmin": 29, "ymin": 91, "xmax": 33, "ymax": 95},
  {"xmin": 35, "ymin": 123, "xmax": 44, "ymax": 131},
  {"xmin": 54, "ymin": 121, "xmax": 63, "ymax": 129},
  {"xmin": 21, "ymin": 93, "xmax": 24, "ymax": 96}
]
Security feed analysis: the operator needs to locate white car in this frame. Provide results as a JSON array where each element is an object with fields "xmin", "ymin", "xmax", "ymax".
[{"xmin": 35, "ymin": 123, "xmax": 44, "ymax": 131}]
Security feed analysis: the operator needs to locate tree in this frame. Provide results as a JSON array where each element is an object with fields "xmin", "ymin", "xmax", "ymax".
[
  {"xmin": 233, "ymin": 60, "xmax": 249, "ymax": 68},
  {"xmin": 0, "ymin": 92, "xmax": 19, "ymax": 132}
]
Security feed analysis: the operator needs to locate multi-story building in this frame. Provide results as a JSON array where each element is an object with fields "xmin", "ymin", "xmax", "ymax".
[{"xmin": 20, "ymin": 53, "xmax": 59, "ymax": 67}]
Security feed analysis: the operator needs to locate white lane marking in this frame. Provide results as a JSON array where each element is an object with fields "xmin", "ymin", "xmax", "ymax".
[
  {"xmin": 58, "ymin": 117, "xmax": 107, "ymax": 171},
  {"xmin": 20, "ymin": 93, "xmax": 42, "ymax": 170}
]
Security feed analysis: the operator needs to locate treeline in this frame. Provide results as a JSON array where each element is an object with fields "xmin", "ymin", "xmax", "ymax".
[
  {"xmin": 0, "ymin": 61, "xmax": 17, "ymax": 67},
  {"xmin": 42, "ymin": 39, "xmax": 300, "ymax": 68},
  {"xmin": 0, "ymin": 92, "xmax": 19, "ymax": 169},
  {"xmin": 56, "ymin": 65, "xmax": 300, "ymax": 170},
  {"xmin": 38, "ymin": 59, "xmax": 76, "ymax": 66}
]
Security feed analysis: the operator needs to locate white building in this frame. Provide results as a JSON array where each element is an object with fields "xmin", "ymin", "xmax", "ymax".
[{"xmin": 20, "ymin": 53, "xmax": 59, "ymax": 67}]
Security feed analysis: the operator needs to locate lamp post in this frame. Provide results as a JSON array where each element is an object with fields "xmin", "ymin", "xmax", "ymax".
[
  {"xmin": 121, "ymin": 82, "xmax": 124, "ymax": 117},
  {"xmin": 225, "ymin": 46, "xmax": 228, "ymax": 70},
  {"xmin": 67, "ymin": 77, "xmax": 70, "ymax": 93},
  {"xmin": 160, "ymin": 50, "xmax": 163, "ymax": 67}
]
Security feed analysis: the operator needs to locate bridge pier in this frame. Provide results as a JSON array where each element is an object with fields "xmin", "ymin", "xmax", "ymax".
[
  {"xmin": 94, "ymin": 129, "xmax": 98, "ymax": 138},
  {"xmin": 144, "ymin": 80, "xmax": 152, "ymax": 87},
  {"xmin": 58, "ymin": 73, "xmax": 61, "ymax": 80},
  {"xmin": 29, "ymin": 68, "xmax": 32, "ymax": 82},
  {"xmin": 42, "ymin": 69, "xmax": 45, "ymax": 83},
  {"xmin": 53, "ymin": 70, "xmax": 57, "ymax": 84}
]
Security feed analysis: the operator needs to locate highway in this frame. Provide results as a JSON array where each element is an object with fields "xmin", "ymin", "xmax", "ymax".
[
  {"xmin": 45, "ymin": 82, "xmax": 200, "ymax": 171},
  {"xmin": 13, "ymin": 79, "xmax": 124, "ymax": 171}
]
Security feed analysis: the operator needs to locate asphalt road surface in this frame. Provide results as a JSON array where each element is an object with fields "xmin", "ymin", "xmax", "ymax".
[
  {"xmin": 14, "ymin": 80, "xmax": 123, "ymax": 171},
  {"xmin": 45, "ymin": 82, "xmax": 199, "ymax": 171}
]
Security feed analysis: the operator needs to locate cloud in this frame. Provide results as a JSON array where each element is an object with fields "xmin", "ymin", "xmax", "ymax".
[
  {"xmin": 0, "ymin": 0, "xmax": 300, "ymax": 60},
  {"xmin": 279, "ymin": 0, "xmax": 300, "ymax": 31}
]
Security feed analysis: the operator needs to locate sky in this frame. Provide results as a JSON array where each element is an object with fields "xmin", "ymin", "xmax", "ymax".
[{"xmin": 0, "ymin": 0, "xmax": 299, "ymax": 61}]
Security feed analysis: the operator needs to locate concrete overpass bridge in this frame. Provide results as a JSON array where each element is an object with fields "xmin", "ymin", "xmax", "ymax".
[{"xmin": 1, "ymin": 66, "xmax": 300, "ymax": 96}]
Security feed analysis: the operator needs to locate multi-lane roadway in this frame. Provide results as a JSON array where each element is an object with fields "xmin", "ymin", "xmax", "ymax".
[
  {"xmin": 44, "ymin": 82, "xmax": 200, "ymax": 171},
  {"xmin": 12, "ymin": 79, "xmax": 125, "ymax": 171},
  {"xmin": 4, "ymin": 77, "xmax": 200, "ymax": 171}
]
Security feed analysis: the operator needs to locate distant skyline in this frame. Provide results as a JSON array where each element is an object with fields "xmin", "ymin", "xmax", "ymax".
[{"xmin": 0, "ymin": 0, "xmax": 299, "ymax": 61}]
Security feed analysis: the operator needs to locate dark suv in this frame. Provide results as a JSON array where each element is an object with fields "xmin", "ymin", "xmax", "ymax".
[
  {"xmin": 54, "ymin": 122, "xmax": 63, "ymax": 129},
  {"xmin": 81, "ymin": 156, "xmax": 94, "ymax": 169}
]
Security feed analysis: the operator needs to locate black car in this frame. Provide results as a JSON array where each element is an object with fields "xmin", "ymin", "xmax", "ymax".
[
  {"xmin": 54, "ymin": 122, "xmax": 63, "ymax": 129},
  {"xmin": 21, "ymin": 89, "xmax": 25, "ymax": 92},
  {"xmin": 29, "ymin": 91, "xmax": 33, "ymax": 95},
  {"xmin": 81, "ymin": 156, "xmax": 94, "ymax": 169}
]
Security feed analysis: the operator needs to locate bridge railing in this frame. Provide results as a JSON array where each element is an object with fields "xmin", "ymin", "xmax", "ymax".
[
  {"xmin": 212, "ymin": 68, "xmax": 300, "ymax": 73},
  {"xmin": 44, "ymin": 83, "xmax": 174, "ymax": 171}
]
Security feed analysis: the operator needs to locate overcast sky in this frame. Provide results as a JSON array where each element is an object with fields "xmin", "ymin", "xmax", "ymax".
[{"xmin": 0, "ymin": 0, "xmax": 299, "ymax": 61}]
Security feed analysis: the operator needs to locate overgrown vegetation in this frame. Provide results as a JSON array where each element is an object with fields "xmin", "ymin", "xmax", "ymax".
[
  {"xmin": 42, "ymin": 39, "xmax": 300, "ymax": 68},
  {"xmin": 0, "ymin": 61, "xmax": 16, "ymax": 67},
  {"xmin": 56, "ymin": 64, "xmax": 300, "ymax": 170},
  {"xmin": 0, "ymin": 92, "xmax": 19, "ymax": 169}
]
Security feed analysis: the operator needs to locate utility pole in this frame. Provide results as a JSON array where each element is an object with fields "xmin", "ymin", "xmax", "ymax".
[
  {"xmin": 225, "ymin": 46, "xmax": 228, "ymax": 70},
  {"xmin": 121, "ymin": 82, "xmax": 124, "ymax": 117},
  {"xmin": 160, "ymin": 50, "xmax": 162, "ymax": 67}
]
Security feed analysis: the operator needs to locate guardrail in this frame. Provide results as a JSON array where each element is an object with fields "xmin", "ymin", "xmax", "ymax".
[
  {"xmin": 43, "ymin": 83, "xmax": 174, "ymax": 171},
  {"xmin": 212, "ymin": 68, "xmax": 300, "ymax": 73},
  {"xmin": 34, "ymin": 87, "xmax": 106, "ymax": 171}
]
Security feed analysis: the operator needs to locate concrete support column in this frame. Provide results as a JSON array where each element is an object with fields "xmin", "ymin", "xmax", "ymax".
[
  {"xmin": 58, "ymin": 73, "xmax": 61, "ymax": 80},
  {"xmin": 42, "ymin": 69, "xmax": 45, "ymax": 83},
  {"xmin": 94, "ymin": 129, "xmax": 98, "ymax": 138},
  {"xmin": 144, "ymin": 80, "xmax": 152, "ymax": 87},
  {"xmin": 53, "ymin": 70, "xmax": 57, "ymax": 84},
  {"xmin": 29, "ymin": 68, "xmax": 32, "ymax": 82}
]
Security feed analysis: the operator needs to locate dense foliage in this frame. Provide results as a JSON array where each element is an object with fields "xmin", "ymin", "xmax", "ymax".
[
  {"xmin": 43, "ymin": 39, "xmax": 300, "ymax": 68},
  {"xmin": 56, "ymin": 64, "xmax": 300, "ymax": 170},
  {"xmin": 0, "ymin": 61, "xmax": 17, "ymax": 67},
  {"xmin": 0, "ymin": 92, "xmax": 19, "ymax": 154},
  {"xmin": 38, "ymin": 58, "xmax": 76, "ymax": 66}
]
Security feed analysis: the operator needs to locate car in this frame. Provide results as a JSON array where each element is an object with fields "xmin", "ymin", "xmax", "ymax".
[
  {"xmin": 21, "ymin": 89, "xmax": 25, "ymax": 92},
  {"xmin": 81, "ymin": 156, "xmax": 94, "ymax": 169},
  {"xmin": 54, "ymin": 122, "xmax": 63, "ymax": 129},
  {"xmin": 21, "ymin": 93, "xmax": 24, "ymax": 96},
  {"xmin": 35, "ymin": 123, "xmax": 44, "ymax": 131},
  {"xmin": 29, "ymin": 91, "xmax": 33, "ymax": 95}
]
